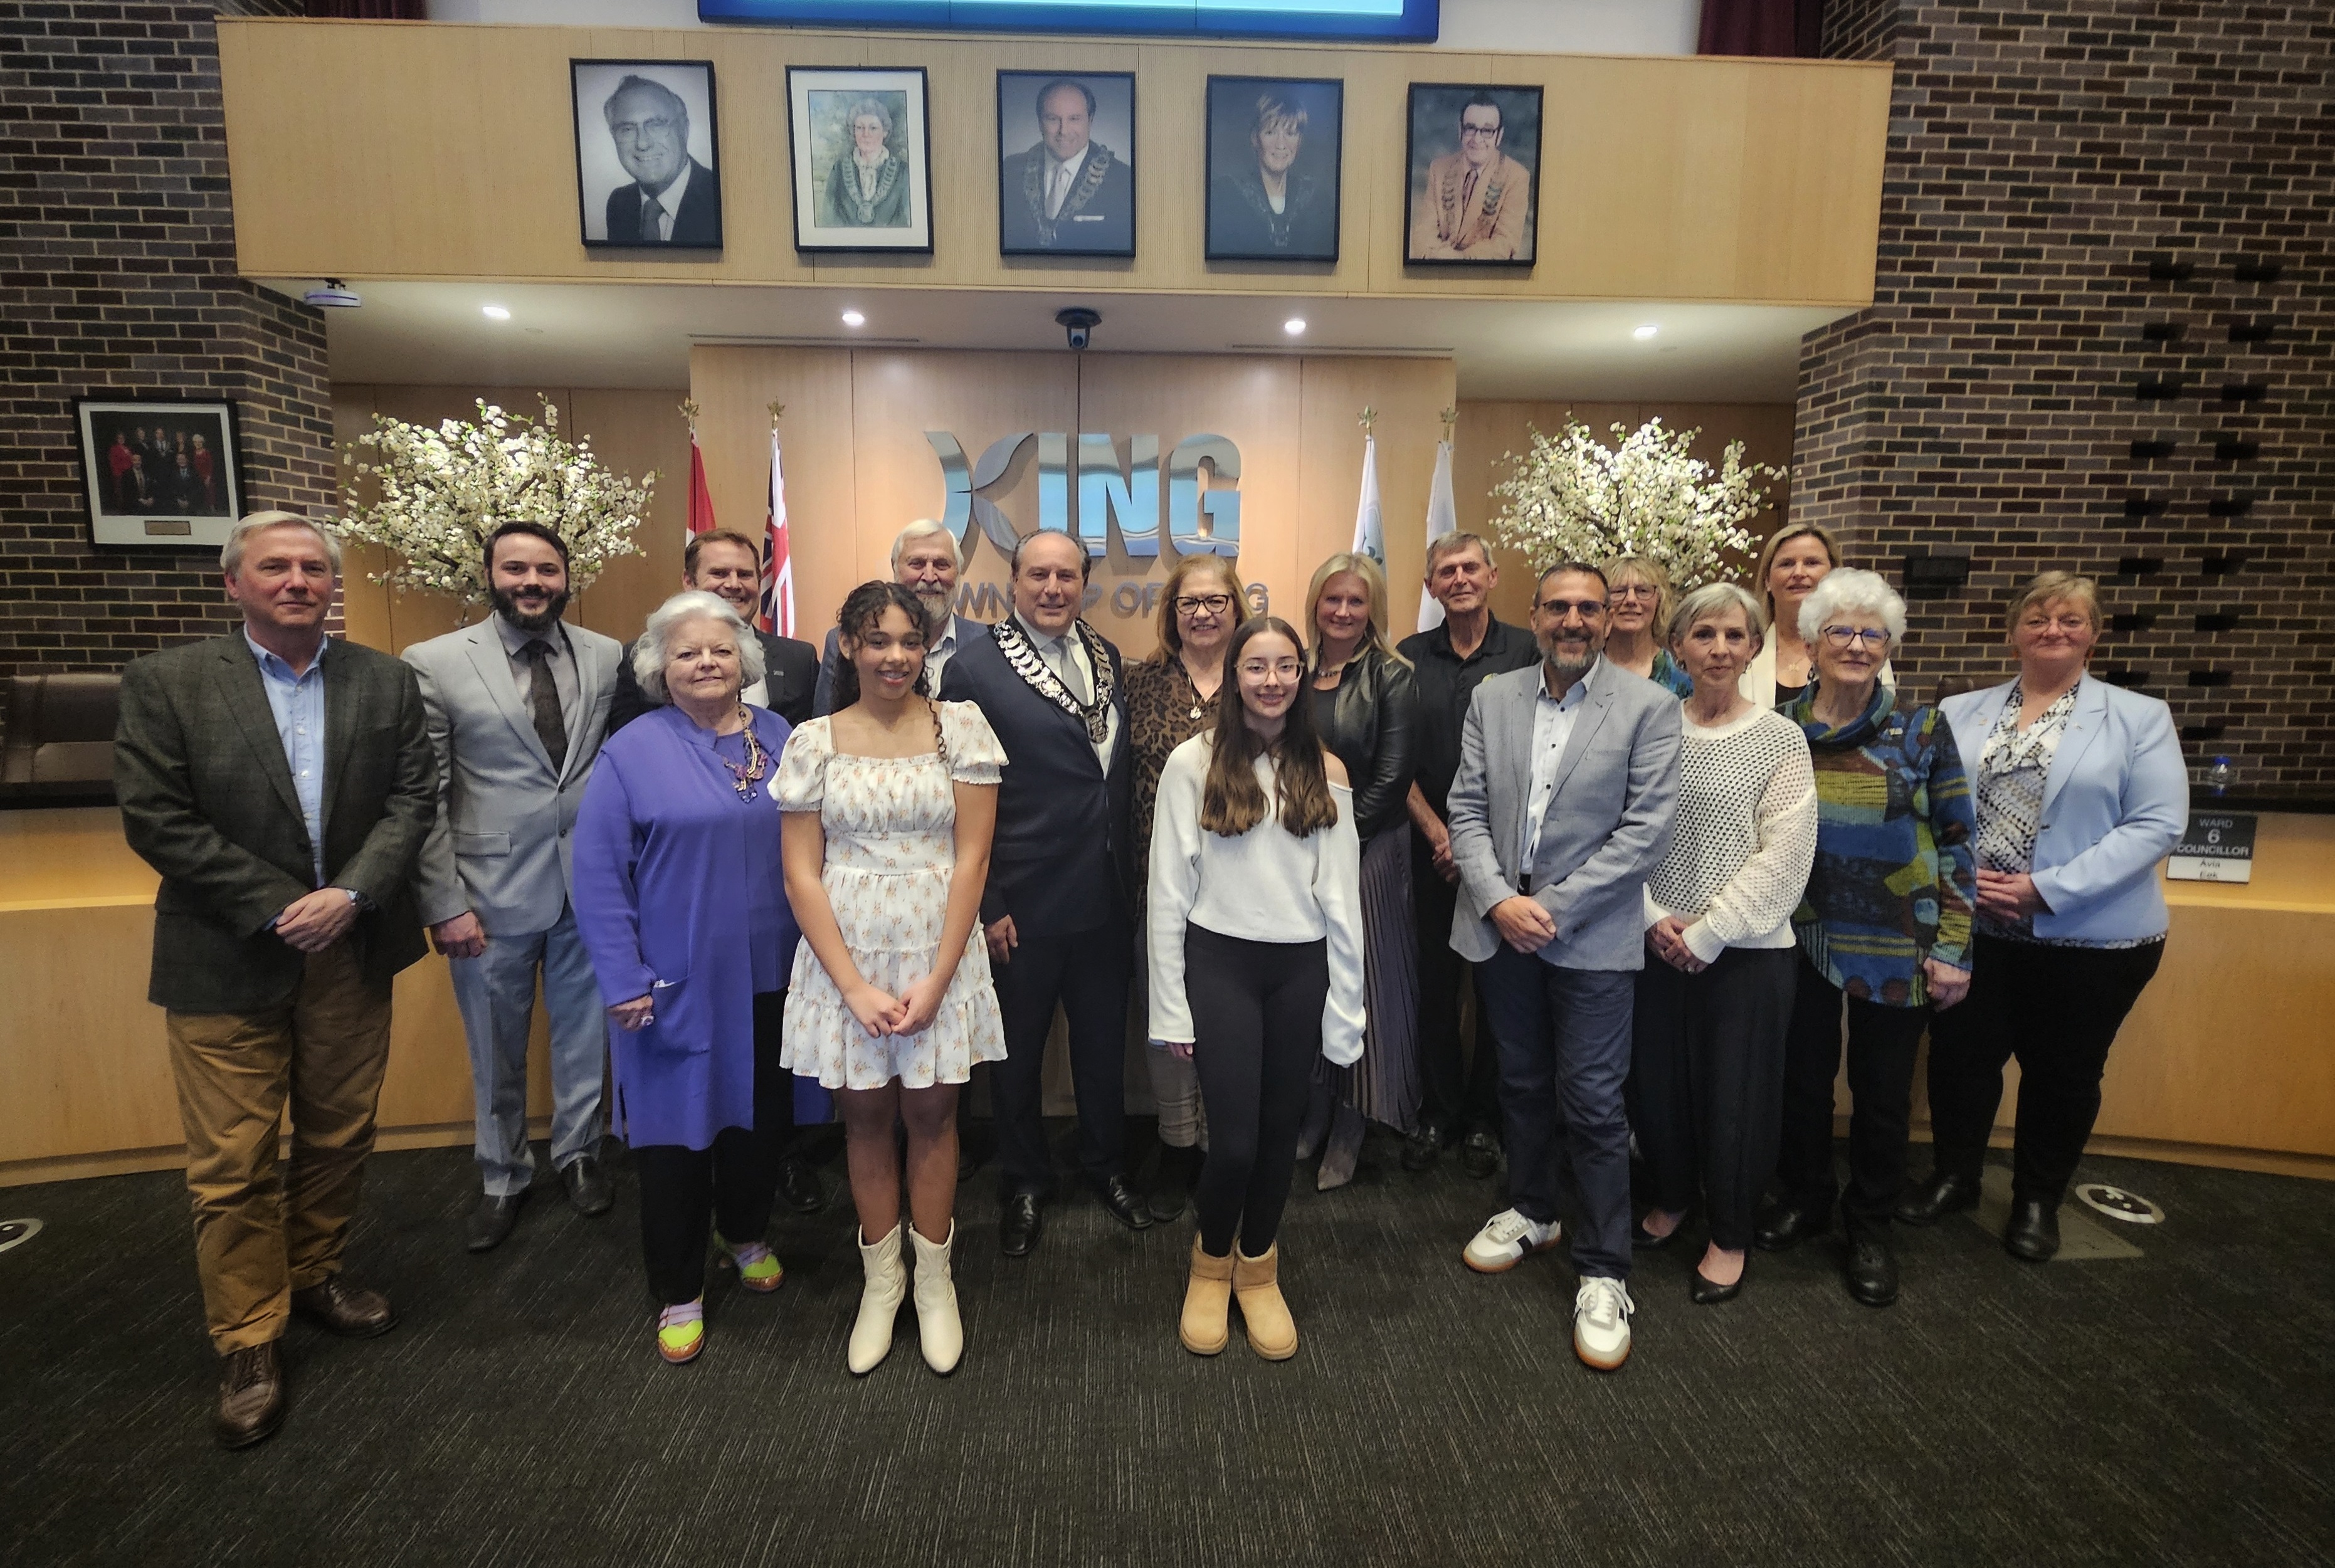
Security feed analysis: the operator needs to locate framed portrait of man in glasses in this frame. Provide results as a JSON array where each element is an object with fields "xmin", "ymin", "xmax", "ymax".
[
  {"xmin": 1403, "ymin": 83, "xmax": 1542, "ymax": 267},
  {"xmin": 571, "ymin": 60, "xmax": 724, "ymax": 250}
]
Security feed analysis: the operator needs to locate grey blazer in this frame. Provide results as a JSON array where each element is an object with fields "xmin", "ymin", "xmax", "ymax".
[
  {"xmin": 1445, "ymin": 656, "xmax": 1682, "ymax": 972},
  {"xmin": 403, "ymin": 618, "xmax": 622, "ymax": 935}
]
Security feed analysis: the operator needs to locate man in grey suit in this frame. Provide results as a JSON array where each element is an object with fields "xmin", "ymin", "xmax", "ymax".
[
  {"xmin": 403, "ymin": 522, "xmax": 623, "ymax": 1251},
  {"xmin": 1445, "ymin": 561, "xmax": 1680, "ymax": 1372},
  {"xmin": 814, "ymin": 517, "xmax": 981, "ymax": 717},
  {"xmin": 115, "ymin": 512, "xmax": 437, "ymax": 1447}
]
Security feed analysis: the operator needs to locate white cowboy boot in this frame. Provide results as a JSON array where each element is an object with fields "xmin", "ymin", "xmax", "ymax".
[
  {"xmin": 909, "ymin": 1221, "xmax": 964, "ymax": 1375},
  {"xmin": 848, "ymin": 1224, "xmax": 907, "ymax": 1375}
]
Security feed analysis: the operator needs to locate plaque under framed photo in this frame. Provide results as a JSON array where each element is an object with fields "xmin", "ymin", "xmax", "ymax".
[
  {"xmin": 75, "ymin": 397, "xmax": 245, "ymax": 550},
  {"xmin": 786, "ymin": 65, "xmax": 934, "ymax": 254},
  {"xmin": 571, "ymin": 59, "xmax": 724, "ymax": 250}
]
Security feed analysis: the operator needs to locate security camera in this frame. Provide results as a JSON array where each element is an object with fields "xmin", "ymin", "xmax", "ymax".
[
  {"xmin": 1057, "ymin": 307, "xmax": 1102, "ymax": 352},
  {"xmin": 303, "ymin": 278, "xmax": 362, "ymax": 309}
]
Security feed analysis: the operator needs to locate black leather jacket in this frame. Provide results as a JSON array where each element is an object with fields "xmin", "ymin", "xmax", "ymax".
[{"xmin": 1311, "ymin": 643, "xmax": 1420, "ymax": 843}]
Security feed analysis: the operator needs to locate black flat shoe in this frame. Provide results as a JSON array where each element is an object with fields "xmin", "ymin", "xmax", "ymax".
[
  {"xmin": 999, "ymin": 1192, "xmax": 1043, "ymax": 1258},
  {"xmin": 1844, "ymin": 1238, "xmax": 1900, "ymax": 1307},
  {"xmin": 1458, "ymin": 1129, "xmax": 1501, "ymax": 1180},
  {"xmin": 2003, "ymin": 1198, "xmax": 2060, "ymax": 1262},
  {"xmin": 1689, "ymin": 1261, "xmax": 1744, "ymax": 1305},
  {"xmin": 1092, "ymin": 1174, "xmax": 1154, "ymax": 1231},
  {"xmin": 561, "ymin": 1155, "xmax": 613, "ymax": 1218},
  {"xmin": 465, "ymin": 1189, "xmax": 527, "ymax": 1253},
  {"xmin": 1401, "ymin": 1117, "xmax": 1452, "ymax": 1172},
  {"xmin": 1895, "ymin": 1170, "xmax": 1982, "ymax": 1228},
  {"xmin": 776, "ymin": 1158, "xmax": 825, "ymax": 1215},
  {"xmin": 1631, "ymin": 1214, "xmax": 1682, "ymax": 1251},
  {"xmin": 1753, "ymin": 1198, "xmax": 1830, "ymax": 1252}
]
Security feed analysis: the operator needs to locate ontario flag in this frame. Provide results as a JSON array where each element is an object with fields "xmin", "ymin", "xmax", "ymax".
[
  {"xmin": 685, "ymin": 426, "xmax": 717, "ymax": 546},
  {"xmin": 759, "ymin": 428, "xmax": 794, "ymax": 636}
]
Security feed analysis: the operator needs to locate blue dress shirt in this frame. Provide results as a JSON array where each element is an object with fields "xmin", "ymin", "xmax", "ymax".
[{"xmin": 245, "ymin": 630, "xmax": 329, "ymax": 888}]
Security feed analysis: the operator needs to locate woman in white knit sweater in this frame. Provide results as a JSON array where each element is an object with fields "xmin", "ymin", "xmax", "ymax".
[
  {"xmin": 1149, "ymin": 615, "xmax": 1367, "ymax": 1362},
  {"xmin": 1625, "ymin": 582, "xmax": 1818, "ymax": 1303}
]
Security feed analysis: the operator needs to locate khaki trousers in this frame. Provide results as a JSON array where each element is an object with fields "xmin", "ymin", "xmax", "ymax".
[{"xmin": 166, "ymin": 941, "xmax": 393, "ymax": 1354}]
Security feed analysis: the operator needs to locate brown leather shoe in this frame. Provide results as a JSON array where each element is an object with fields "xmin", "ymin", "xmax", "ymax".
[
  {"xmin": 291, "ymin": 1276, "xmax": 397, "ymax": 1339},
  {"xmin": 214, "ymin": 1341, "xmax": 287, "ymax": 1450}
]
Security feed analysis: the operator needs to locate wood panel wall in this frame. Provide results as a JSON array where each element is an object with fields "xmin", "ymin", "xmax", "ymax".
[{"xmin": 218, "ymin": 19, "xmax": 1889, "ymax": 307}]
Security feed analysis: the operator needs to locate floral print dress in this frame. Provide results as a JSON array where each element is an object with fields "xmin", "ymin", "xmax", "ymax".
[{"xmin": 775, "ymin": 701, "xmax": 1009, "ymax": 1090}]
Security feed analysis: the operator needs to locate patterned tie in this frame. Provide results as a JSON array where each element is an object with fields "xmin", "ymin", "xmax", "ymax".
[{"xmin": 520, "ymin": 639, "xmax": 569, "ymax": 772}]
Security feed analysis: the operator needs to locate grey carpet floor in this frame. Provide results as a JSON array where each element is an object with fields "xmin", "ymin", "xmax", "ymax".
[{"xmin": 3, "ymin": 1129, "xmax": 2331, "ymax": 1568}]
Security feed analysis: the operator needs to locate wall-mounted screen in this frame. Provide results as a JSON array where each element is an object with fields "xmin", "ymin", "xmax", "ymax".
[{"xmin": 699, "ymin": 0, "xmax": 1437, "ymax": 44}]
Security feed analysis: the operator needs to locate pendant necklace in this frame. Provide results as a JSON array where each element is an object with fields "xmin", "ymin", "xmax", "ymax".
[{"xmin": 719, "ymin": 707, "xmax": 768, "ymax": 800}]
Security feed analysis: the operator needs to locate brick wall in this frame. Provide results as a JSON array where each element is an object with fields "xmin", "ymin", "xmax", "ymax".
[
  {"xmin": 0, "ymin": 1, "xmax": 330, "ymax": 681},
  {"xmin": 1798, "ymin": 1, "xmax": 2335, "ymax": 799}
]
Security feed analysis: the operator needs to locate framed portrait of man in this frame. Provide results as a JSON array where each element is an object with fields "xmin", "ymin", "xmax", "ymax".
[
  {"xmin": 996, "ymin": 71, "xmax": 1136, "ymax": 258},
  {"xmin": 75, "ymin": 397, "xmax": 245, "ymax": 550},
  {"xmin": 786, "ymin": 66, "xmax": 933, "ymax": 254},
  {"xmin": 1204, "ymin": 76, "xmax": 1344, "ymax": 264},
  {"xmin": 1404, "ymin": 83, "xmax": 1544, "ymax": 267},
  {"xmin": 571, "ymin": 60, "xmax": 723, "ymax": 250}
]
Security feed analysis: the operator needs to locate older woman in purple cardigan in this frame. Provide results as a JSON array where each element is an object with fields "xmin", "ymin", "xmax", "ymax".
[{"xmin": 573, "ymin": 591, "xmax": 802, "ymax": 1365}]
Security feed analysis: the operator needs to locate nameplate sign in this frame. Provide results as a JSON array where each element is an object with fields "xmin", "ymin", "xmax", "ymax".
[{"xmin": 2167, "ymin": 811, "xmax": 2257, "ymax": 883}]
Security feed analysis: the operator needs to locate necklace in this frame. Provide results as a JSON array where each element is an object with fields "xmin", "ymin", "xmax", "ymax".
[{"xmin": 717, "ymin": 707, "xmax": 767, "ymax": 800}]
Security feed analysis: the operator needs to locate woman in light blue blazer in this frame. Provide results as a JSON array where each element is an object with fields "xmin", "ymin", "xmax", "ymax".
[{"xmin": 1897, "ymin": 572, "xmax": 2187, "ymax": 1262}]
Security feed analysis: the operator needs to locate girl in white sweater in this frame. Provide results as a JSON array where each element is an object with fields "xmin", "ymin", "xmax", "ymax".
[{"xmin": 1148, "ymin": 616, "xmax": 1366, "ymax": 1362}]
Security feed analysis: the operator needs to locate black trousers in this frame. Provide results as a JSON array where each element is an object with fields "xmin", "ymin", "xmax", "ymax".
[
  {"xmin": 1925, "ymin": 932, "xmax": 2165, "ymax": 1206},
  {"xmin": 1186, "ymin": 926, "xmax": 1328, "ymax": 1257},
  {"xmin": 1412, "ymin": 835, "xmax": 1502, "ymax": 1136},
  {"xmin": 992, "ymin": 920, "xmax": 1132, "ymax": 1197},
  {"xmin": 1625, "ymin": 947, "xmax": 1796, "ymax": 1252},
  {"xmin": 1776, "ymin": 955, "xmax": 1930, "ymax": 1238},
  {"xmin": 633, "ymin": 990, "xmax": 793, "ymax": 1305}
]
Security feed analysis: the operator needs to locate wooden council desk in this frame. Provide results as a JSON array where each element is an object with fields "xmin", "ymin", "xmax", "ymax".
[{"xmin": 4, "ymin": 808, "xmax": 2331, "ymax": 1187}]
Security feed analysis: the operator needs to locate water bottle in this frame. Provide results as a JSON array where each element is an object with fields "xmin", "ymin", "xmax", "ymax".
[{"xmin": 2207, "ymin": 756, "xmax": 2233, "ymax": 797}]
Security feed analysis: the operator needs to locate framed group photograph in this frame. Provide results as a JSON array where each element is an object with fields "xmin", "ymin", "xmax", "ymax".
[
  {"xmin": 996, "ymin": 71, "xmax": 1136, "ymax": 258},
  {"xmin": 786, "ymin": 66, "xmax": 933, "ymax": 253},
  {"xmin": 1204, "ymin": 76, "xmax": 1344, "ymax": 263},
  {"xmin": 571, "ymin": 60, "xmax": 724, "ymax": 250},
  {"xmin": 1404, "ymin": 83, "xmax": 1544, "ymax": 267},
  {"xmin": 76, "ymin": 397, "xmax": 244, "ymax": 549}
]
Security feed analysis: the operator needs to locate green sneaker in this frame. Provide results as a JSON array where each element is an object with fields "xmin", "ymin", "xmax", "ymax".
[{"xmin": 715, "ymin": 1233, "xmax": 784, "ymax": 1294}]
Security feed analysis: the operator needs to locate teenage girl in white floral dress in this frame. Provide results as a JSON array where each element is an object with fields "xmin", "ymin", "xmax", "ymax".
[{"xmin": 777, "ymin": 582, "xmax": 1007, "ymax": 1378}]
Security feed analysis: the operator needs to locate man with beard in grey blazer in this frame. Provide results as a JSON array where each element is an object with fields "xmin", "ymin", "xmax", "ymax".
[
  {"xmin": 1444, "ymin": 560, "xmax": 1679, "ymax": 1373},
  {"xmin": 403, "ymin": 522, "xmax": 623, "ymax": 1252}
]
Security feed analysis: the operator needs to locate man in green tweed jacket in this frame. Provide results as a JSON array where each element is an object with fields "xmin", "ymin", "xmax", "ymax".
[{"xmin": 114, "ymin": 511, "xmax": 437, "ymax": 1451}]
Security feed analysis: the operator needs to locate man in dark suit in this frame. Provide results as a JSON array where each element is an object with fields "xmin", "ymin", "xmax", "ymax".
[
  {"xmin": 611, "ymin": 528, "xmax": 818, "ymax": 731},
  {"xmin": 940, "ymin": 529, "xmax": 1149, "ymax": 1255},
  {"xmin": 600, "ymin": 74, "xmax": 720, "ymax": 246},
  {"xmin": 999, "ymin": 78, "xmax": 1133, "ymax": 254},
  {"xmin": 114, "ymin": 511, "xmax": 438, "ymax": 1449}
]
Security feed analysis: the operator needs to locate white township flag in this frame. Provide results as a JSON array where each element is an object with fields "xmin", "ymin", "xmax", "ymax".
[
  {"xmin": 1351, "ymin": 433, "xmax": 1384, "ymax": 566},
  {"xmin": 1417, "ymin": 437, "xmax": 1457, "ymax": 633},
  {"xmin": 759, "ymin": 428, "xmax": 794, "ymax": 637}
]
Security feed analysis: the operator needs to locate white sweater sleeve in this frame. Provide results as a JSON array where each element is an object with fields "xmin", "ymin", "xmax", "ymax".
[
  {"xmin": 1683, "ymin": 733, "xmax": 1820, "ymax": 964},
  {"xmin": 1146, "ymin": 744, "xmax": 1206, "ymax": 1044},
  {"xmin": 1316, "ymin": 784, "xmax": 1369, "ymax": 1066}
]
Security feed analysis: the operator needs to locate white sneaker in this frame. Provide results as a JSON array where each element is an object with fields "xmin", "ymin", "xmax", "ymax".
[
  {"xmin": 1462, "ymin": 1208, "xmax": 1563, "ymax": 1273},
  {"xmin": 1574, "ymin": 1276, "xmax": 1635, "ymax": 1371}
]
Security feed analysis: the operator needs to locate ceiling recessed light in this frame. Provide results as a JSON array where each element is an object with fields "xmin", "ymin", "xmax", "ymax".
[
  {"xmin": 1632, "ymin": 322, "xmax": 1659, "ymax": 340},
  {"xmin": 481, "ymin": 305, "xmax": 510, "ymax": 321},
  {"xmin": 840, "ymin": 309, "xmax": 866, "ymax": 328},
  {"xmin": 1283, "ymin": 317, "xmax": 1307, "ymax": 336}
]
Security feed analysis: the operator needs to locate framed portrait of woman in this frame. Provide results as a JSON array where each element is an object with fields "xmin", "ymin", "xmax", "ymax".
[
  {"xmin": 1404, "ymin": 83, "xmax": 1544, "ymax": 267},
  {"xmin": 1204, "ymin": 76, "xmax": 1343, "ymax": 264},
  {"xmin": 786, "ymin": 66, "xmax": 933, "ymax": 253}
]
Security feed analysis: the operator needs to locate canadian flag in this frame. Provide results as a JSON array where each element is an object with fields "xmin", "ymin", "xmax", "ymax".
[{"xmin": 759, "ymin": 428, "xmax": 794, "ymax": 637}]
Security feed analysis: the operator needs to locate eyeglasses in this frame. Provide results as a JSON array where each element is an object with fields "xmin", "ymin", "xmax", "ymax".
[
  {"xmin": 1610, "ymin": 584, "xmax": 1659, "ymax": 602},
  {"xmin": 1536, "ymin": 599, "xmax": 1608, "ymax": 619},
  {"xmin": 610, "ymin": 117, "xmax": 677, "ymax": 140},
  {"xmin": 1460, "ymin": 122, "xmax": 1502, "ymax": 139},
  {"xmin": 1821, "ymin": 625, "xmax": 1892, "ymax": 650},
  {"xmin": 2020, "ymin": 614, "xmax": 2093, "ymax": 634},
  {"xmin": 1174, "ymin": 594, "xmax": 1234, "ymax": 616},
  {"xmin": 1238, "ymin": 659, "xmax": 1302, "ymax": 680}
]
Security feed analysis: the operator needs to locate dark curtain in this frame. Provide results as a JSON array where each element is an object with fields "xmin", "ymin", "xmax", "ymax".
[
  {"xmin": 305, "ymin": 1, "xmax": 426, "ymax": 17},
  {"xmin": 1698, "ymin": 0, "xmax": 1827, "ymax": 57}
]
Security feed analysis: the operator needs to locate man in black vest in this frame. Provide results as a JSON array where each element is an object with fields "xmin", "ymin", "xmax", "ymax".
[{"xmin": 940, "ymin": 529, "xmax": 1149, "ymax": 1255}]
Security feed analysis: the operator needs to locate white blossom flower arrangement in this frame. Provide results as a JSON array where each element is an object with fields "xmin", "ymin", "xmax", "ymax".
[
  {"xmin": 335, "ymin": 397, "xmax": 654, "ymax": 602},
  {"xmin": 1489, "ymin": 416, "xmax": 1785, "ymax": 589}
]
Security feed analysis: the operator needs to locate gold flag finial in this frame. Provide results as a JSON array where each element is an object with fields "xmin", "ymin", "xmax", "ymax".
[
  {"xmin": 678, "ymin": 397, "xmax": 701, "ymax": 431},
  {"xmin": 767, "ymin": 401, "xmax": 786, "ymax": 427},
  {"xmin": 1357, "ymin": 405, "xmax": 1378, "ymax": 433},
  {"xmin": 1440, "ymin": 405, "xmax": 1458, "ymax": 436}
]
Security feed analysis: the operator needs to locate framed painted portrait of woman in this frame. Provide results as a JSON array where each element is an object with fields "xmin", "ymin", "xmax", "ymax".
[
  {"xmin": 786, "ymin": 66, "xmax": 933, "ymax": 253},
  {"xmin": 1204, "ymin": 76, "xmax": 1343, "ymax": 264}
]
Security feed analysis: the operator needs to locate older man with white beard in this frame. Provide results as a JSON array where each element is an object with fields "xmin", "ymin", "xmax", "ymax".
[{"xmin": 814, "ymin": 518, "xmax": 981, "ymax": 716}]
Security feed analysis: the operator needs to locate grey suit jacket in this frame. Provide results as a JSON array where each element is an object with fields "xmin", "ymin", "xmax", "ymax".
[
  {"xmin": 1444, "ymin": 656, "xmax": 1682, "ymax": 971},
  {"xmin": 403, "ymin": 618, "xmax": 621, "ymax": 935}
]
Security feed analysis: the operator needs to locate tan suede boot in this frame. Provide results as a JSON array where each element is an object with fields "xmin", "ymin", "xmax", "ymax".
[
  {"xmin": 1179, "ymin": 1236, "xmax": 1233, "ymax": 1355},
  {"xmin": 1232, "ymin": 1243, "xmax": 1297, "ymax": 1360}
]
